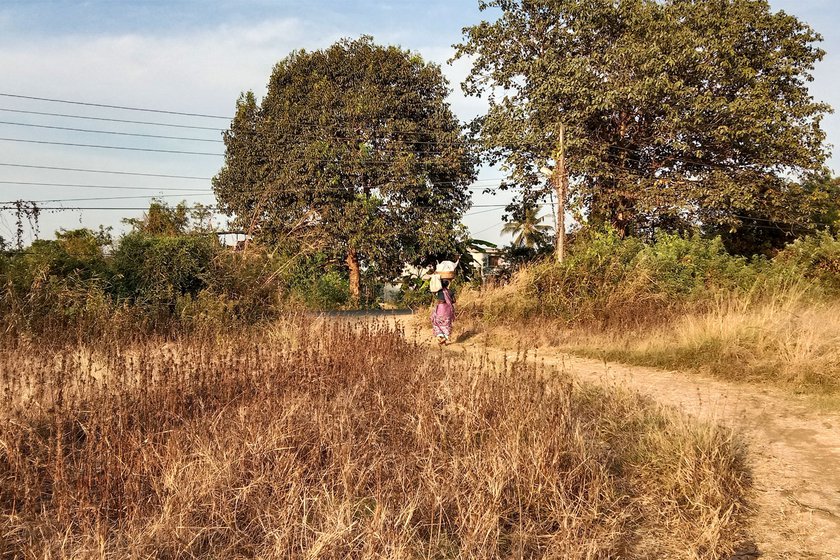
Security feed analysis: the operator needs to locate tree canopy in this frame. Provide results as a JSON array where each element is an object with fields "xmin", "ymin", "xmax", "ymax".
[
  {"xmin": 213, "ymin": 37, "xmax": 476, "ymax": 301},
  {"xmin": 455, "ymin": 0, "xmax": 832, "ymax": 249},
  {"xmin": 123, "ymin": 199, "xmax": 190, "ymax": 236}
]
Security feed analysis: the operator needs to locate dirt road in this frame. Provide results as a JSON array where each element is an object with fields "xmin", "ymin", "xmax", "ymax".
[{"xmin": 392, "ymin": 315, "xmax": 840, "ymax": 559}]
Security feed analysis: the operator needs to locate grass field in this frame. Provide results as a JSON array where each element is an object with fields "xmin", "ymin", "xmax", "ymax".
[
  {"xmin": 567, "ymin": 294, "xmax": 840, "ymax": 392},
  {"xmin": 458, "ymin": 271, "xmax": 840, "ymax": 396},
  {"xmin": 0, "ymin": 319, "xmax": 749, "ymax": 558}
]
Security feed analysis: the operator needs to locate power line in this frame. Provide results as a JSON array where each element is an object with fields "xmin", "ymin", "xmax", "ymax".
[
  {"xmin": 0, "ymin": 105, "xmax": 470, "ymax": 146},
  {"xmin": 0, "ymin": 162, "xmax": 210, "ymax": 180},
  {"xmin": 0, "ymin": 92, "xmax": 230, "ymax": 120},
  {"xmin": 0, "ymin": 107, "xmax": 225, "ymax": 131},
  {"xmin": 0, "ymin": 120, "xmax": 222, "ymax": 143},
  {"xmin": 0, "ymin": 206, "xmax": 173, "ymax": 211},
  {"xmin": 0, "ymin": 179, "xmax": 504, "ymax": 193},
  {"xmin": 0, "ymin": 193, "xmax": 212, "ymax": 204},
  {"xmin": 464, "ymin": 207, "xmax": 506, "ymax": 217},
  {"xmin": 0, "ymin": 137, "xmax": 471, "ymax": 162},
  {"xmin": 0, "ymin": 137, "xmax": 223, "ymax": 156},
  {"xmin": 0, "ymin": 202, "xmax": 544, "ymax": 211},
  {"xmin": 0, "ymin": 134, "xmax": 471, "ymax": 156},
  {"xmin": 0, "ymin": 95, "xmax": 473, "ymax": 144},
  {"xmin": 0, "ymin": 162, "xmax": 506, "ymax": 190},
  {"xmin": 0, "ymin": 180, "xmax": 210, "ymax": 192},
  {"xmin": 472, "ymin": 221, "xmax": 505, "ymax": 236}
]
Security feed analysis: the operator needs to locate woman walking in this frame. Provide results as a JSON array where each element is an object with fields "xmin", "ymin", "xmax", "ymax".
[{"xmin": 431, "ymin": 279, "xmax": 455, "ymax": 345}]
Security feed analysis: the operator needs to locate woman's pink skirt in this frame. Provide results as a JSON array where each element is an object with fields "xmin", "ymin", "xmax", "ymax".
[{"xmin": 431, "ymin": 302, "xmax": 454, "ymax": 338}]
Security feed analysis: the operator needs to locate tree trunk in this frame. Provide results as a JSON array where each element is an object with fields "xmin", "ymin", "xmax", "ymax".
[{"xmin": 346, "ymin": 249, "xmax": 361, "ymax": 306}]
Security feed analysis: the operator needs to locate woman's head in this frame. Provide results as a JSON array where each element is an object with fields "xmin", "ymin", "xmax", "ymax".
[{"xmin": 441, "ymin": 279, "xmax": 450, "ymax": 289}]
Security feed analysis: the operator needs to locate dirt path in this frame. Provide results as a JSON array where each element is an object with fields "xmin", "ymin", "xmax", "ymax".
[{"xmin": 392, "ymin": 316, "xmax": 840, "ymax": 559}]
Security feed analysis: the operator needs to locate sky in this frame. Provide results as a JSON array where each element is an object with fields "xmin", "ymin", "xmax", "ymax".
[{"xmin": 1, "ymin": 0, "xmax": 839, "ymax": 248}]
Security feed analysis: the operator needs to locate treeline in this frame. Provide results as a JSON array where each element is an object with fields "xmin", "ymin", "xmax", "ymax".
[{"xmin": 0, "ymin": 202, "xmax": 374, "ymax": 338}]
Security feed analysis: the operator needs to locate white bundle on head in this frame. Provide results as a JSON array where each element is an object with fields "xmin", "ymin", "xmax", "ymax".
[{"xmin": 436, "ymin": 260, "xmax": 457, "ymax": 272}]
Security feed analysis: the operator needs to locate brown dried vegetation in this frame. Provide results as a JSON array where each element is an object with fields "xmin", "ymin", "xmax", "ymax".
[{"xmin": 0, "ymin": 320, "xmax": 749, "ymax": 558}]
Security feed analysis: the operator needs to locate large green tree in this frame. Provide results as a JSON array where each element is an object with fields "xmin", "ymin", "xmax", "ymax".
[
  {"xmin": 455, "ymin": 0, "xmax": 831, "ymax": 247},
  {"xmin": 213, "ymin": 37, "xmax": 476, "ymax": 303}
]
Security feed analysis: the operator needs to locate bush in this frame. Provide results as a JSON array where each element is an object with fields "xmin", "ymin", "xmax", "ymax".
[
  {"xmin": 0, "ymin": 231, "xmax": 291, "ymax": 337},
  {"xmin": 771, "ymin": 232, "xmax": 840, "ymax": 295},
  {"xmin": 529, "ymin": 230, "xmax": 754, "ymax": 326},
  {"xmin": 397, "ymin": 274, "xmax": 432, "ymax": 311},
  {"xmin": 470, "ymin": 228, "xmax": 771, "ymax": 328},
  {"xmin": 198, "ymin": 250, "xmax": 285, "ymax": 323},
  {"xmin": 110, "ymin": 233, "xmax": 217, "ymax": 306}
]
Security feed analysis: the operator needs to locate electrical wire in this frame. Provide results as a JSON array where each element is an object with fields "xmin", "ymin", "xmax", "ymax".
[
  {"xmin": 472, "ymin": 221, "xmax": 506, "ymax": 236},
  {"xmin": 0, "ymin": 92, "xmax": 230, "ymax": 120},
  {"xmin": 0, "ymin": 181, "xmax": 210, "ymax": 192},
  {"xmin": 0, "ymin": 162, "xmax": 211, "ymax": 179},
  {"xmin": 0, "ymin": 206, "xmax": 178, "ymax": 211},
  {"xmin": 0, "ymin": 136, "xmax": 473, "ymax": 161},
  {"xmin": 0, "ymin": 137, "xmax": 223, "ymax": 156},
  {"xmin": 0, "ymin": 163, "xmax": 506, "ymax": 193},
  {"xmin": 0, "ymin": 108, "xmax": 469, "ymax": 147},
  {"xmin": 464, "ymin": 207, "xmax": 507, "ymax": 217},
  {"xmin": 0, "ymin": 193, "xmax": 213, "ymax": 204},
  {"xmin": 2, "ymin": 93, "xmax": 810, "ymax": 231},
  {"xmin": 0, "ymin": 91, "xmax": 479, "ymax": 144},
  {"xmin": 0, "ymin": 202, "xmax": 549, "ymax": 212},
  {"xmin": 0, "ymin": 120, "xmax": 222, "ymax": 143},
  {"xmin": 0, "ymin": 107, "xmax": 225, "ymax": 131}
]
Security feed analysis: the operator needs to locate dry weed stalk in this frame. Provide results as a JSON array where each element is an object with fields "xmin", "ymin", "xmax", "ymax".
[{"xmin": 0, "ymin": 319, "xmax": 748, "ymax": 558}]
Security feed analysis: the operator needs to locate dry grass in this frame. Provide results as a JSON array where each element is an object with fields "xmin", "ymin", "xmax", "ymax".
[
  {"xmin": 565, "ymin": 289, "xmax": 840, "ymax": 393},
  {"xmin": 0, "ymin": 319, "xmax": 749, "ymax": 558},
  {"xmin": 460, "ymin": 271, "xmax": 840, "ymax": 395}
]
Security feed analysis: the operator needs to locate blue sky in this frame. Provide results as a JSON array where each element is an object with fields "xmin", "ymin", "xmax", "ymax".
[{"xmin": 0, "ymin": 1, "xmax": 837, "ymax": 246}]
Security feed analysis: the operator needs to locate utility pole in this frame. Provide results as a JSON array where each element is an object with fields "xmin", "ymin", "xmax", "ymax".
[{"xmin": 554, "ymin": 124, "xmax": 567, "ymax": 263}]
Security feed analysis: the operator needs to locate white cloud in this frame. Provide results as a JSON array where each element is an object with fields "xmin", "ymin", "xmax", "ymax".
[
  {"xmin": 0, "ymin": 18, "xmax": 335, "ymax": 116},
  {"xmin": 0, "ymin": 17, "xmax": 510, "ymax": 242}
]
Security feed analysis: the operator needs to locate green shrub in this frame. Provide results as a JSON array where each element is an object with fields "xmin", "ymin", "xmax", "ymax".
[
  {"xmin": 309, "ymin": 271, "xmax": 350, "ymax": 309},
  {"xmin": 474, "ymin": 229, "xmax": 840, "ymax": 329},
  {"xmin": 110, "ymin": 233, "xmax": 217, "ymax": 309},
  {"xmin": 477, "ymin": 228, "xmax": 764, "ymax": 327},
  {"xmin": 771, "ymin": 232, "xmax": 840, "ymax": 295},
  {"xmin": 202, "ymin": 251, "xmax": 284, "ymax": 322}
]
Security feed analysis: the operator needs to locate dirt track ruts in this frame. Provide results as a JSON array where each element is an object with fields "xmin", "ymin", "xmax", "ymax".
[{"xmin": 389, "ymin": 314, "xmax": 840, "ymax": 559}]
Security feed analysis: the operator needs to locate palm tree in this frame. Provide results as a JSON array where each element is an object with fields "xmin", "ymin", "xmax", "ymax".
[{"xmin": 501, "ymin": 205, "xmax": 553, "ymax": 248}]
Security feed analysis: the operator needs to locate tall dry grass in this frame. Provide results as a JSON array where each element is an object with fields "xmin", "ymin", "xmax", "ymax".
[
  {"xmin": 0, "ymin": 319, "xmax": 749, "ymax": 558},
  {"xmin": 568, "ymin": 287, "xmax": 840, "ymax": 392}
]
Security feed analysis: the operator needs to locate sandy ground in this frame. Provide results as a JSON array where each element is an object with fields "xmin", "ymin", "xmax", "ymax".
[{"xmin": 390, "ymin": 314, "xmax": 840, "ymax": 559}]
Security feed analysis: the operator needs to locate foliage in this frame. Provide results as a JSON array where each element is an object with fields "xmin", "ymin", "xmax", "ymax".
[
  {"xmin": 110, "ymin": 232, "xmax": 218, "ymax": 309},
  {"xmin": 708, "ymin": 168, "xmax": 840, "ymax": 255},
  {"xmin": 455, "ymin": 0, "xmax": 831, "ymax": 250},
  {"xmin": 189, "ymin": 202, "xmax": 217, "ymax": 233},
  {"xmin": 123, "ymin": 199, "xmax": 190, "ymax": 235},
  {"xmin": 466, "ymin": 226, "xmax": 840, "ymax": 330},
  {"xmin": 501, "ymin": 204, "xmax": 553, "ymax": 249},
  {"xmin": 772, "ymin": 232, "xmax": 840, "ymax": 295},
  {"xmin": 213, "ymin": 36, "xmax": 476, "ymax": 302},
  {"xmin": 0, "ymin": 204, "xmax": 333, "ymax": 335},
  {"xmin": 469, "ymin": 228, "xmax": 759, "ymax": 326},
  {"xmin": 397, "ymin": 273, "xmax": 433, "ymax": 311},
  {"xmin": 497, "ymin": 242, "xmax": 552, "ymax": 277}
]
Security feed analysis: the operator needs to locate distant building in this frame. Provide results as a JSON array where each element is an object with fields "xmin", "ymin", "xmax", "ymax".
[{"xmin": 468, "ymin": 247, "xmax": 505, "ymax": 281}]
